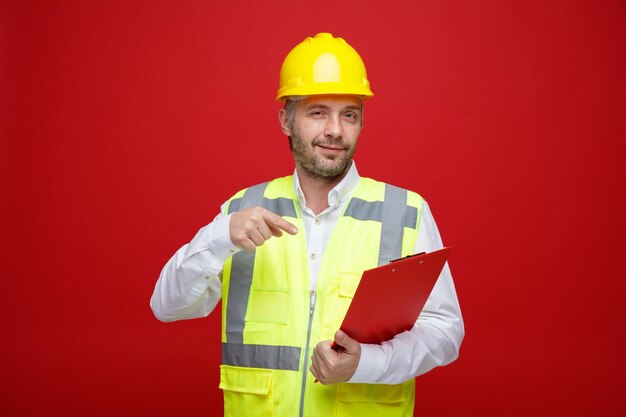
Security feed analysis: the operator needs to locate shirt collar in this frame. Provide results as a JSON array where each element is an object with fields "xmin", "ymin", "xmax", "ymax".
[{"xmin": 292, "ymin": 161, "xmax": 361, "ymax": 211}]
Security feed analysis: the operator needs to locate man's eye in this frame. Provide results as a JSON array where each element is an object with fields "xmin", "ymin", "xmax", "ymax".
[{"xmin": 344, "ymin": 113, "xmax": 357, "ymax": 120}]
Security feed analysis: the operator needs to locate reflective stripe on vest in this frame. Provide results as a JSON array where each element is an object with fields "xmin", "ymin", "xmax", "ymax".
[
  {"xmin": 221, "ymin": 342, "xmax": 301, "ymax": 371},
  {"xmin": 224, "ymin": 182, "xmax": 268, "ymax": 344}
]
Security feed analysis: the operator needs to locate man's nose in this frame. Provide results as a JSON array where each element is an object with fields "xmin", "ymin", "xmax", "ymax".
[{"xmin": 324, "ymin": 114, "xmax": 343, "ymax": 139}]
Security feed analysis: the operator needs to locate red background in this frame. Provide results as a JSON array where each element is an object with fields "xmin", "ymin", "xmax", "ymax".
[{"xmin": 2, "ymin": 1, "xmax": 625, "ymax": 416}]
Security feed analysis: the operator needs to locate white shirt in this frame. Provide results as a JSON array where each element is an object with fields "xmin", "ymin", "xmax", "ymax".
[{"xmin": 150, "ymin": 162, "xmax": 464, "ymax": 384}]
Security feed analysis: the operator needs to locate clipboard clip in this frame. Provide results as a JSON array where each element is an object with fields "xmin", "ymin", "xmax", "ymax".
[{"xmin": 389, "ymin": 252, "xmax": 426, "ymax": 263}]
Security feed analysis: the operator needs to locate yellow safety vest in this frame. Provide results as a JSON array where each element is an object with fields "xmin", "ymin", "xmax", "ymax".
[{"xmin": 219, "ymin": 175, "xmax": 423, "ymax": 417}]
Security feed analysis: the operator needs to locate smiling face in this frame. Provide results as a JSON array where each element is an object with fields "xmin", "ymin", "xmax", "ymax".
[{"xmin": 279, "ymin": 95, "xmax": 363, "ymax": 181}]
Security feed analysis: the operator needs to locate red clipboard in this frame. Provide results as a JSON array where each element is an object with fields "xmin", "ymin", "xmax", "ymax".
[{"xmin": 335, "ymin": 247, "xmax": 453, "ymax": 346}]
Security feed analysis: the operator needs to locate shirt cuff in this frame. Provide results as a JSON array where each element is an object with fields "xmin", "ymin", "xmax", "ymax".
[
  {"xmin": 207, "ymin": 213, "xmax": 240, "ymax": 262},
  {"xmin": 347, "ymin": 343, "xmax": 386, "ymax": 383}
]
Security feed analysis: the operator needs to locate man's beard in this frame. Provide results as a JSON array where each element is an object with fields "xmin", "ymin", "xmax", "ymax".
[{"xmin": 290, "ymin": 133, "xmax": 355, "ymax": 180}]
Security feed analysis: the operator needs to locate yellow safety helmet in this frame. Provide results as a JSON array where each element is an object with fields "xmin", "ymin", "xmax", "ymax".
[{"xmin": 276, "ymin": 33, "xmax": 374, "ymax": 102}]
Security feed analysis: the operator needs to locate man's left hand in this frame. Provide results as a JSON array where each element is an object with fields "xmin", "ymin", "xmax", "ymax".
[{"xmin": 310, "ymin": 330, "xmax": 361, "ymax": 384}]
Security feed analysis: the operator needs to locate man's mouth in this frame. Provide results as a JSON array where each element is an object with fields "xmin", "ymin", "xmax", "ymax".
[{"xmin": 315, "ymin": 142, "xmax": 347, "ymax": 151}]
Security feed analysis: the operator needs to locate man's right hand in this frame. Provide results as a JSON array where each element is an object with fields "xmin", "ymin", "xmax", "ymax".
[{"xmin": 229, "ymin": 206, "xmax": 298, "ymax": 252}]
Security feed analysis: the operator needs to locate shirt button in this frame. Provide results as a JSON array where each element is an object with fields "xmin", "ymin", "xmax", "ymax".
[
  {"xmin": 315, "ymin": 218, "xmax": 321, "ymax": 225},
  {"xmin": 310, "ymin": 253, "xmax": 316, "ymax": 261}
]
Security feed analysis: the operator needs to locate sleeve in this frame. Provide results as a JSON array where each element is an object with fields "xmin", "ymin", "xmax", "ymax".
[
  {"xmin": 348, "ymin": 201, "xmax": 464, "ymax": 384},
  {"xmin": 150, "ymin": 206, "xmax": 241, "ymax": 322}
]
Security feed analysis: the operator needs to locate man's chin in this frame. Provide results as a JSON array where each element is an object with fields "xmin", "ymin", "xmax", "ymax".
[{"xmin": 315, "ymin": 161, "xmax": 351, "ymax": 179}]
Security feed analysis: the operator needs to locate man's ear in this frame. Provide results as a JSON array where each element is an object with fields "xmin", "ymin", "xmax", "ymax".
[{"xmin": 278, "ymin": 108, "xmax": 291, "ymax": 136}]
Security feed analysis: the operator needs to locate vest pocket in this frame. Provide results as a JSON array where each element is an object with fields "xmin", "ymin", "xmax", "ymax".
[
  {"xmin": 339, "ymin": 271, "xmax": 362, "ymax": 298},
  {"xmin": 219, "ymin": 365, "xmax": 274, "ymax": 417},
  {"xmin": 245, "ymin": 286, "xmax": 291, "ymax": 325},
  {"xmin": 335, "ymin": 383, "xmax": 405, "ymax": 417}
]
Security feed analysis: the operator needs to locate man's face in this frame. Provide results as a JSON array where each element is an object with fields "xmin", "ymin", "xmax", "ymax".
[{"xmin": 281, "ymin": 95, "xmax": 363, "ymax": 180}]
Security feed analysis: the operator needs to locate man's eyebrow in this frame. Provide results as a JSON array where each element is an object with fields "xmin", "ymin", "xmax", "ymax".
[
  {"xmin": 304, "ymin": 104, "xmax": 331, "ymax": 111},
  {"xmin": 304, "ymin": 104, "xmax": 362, "ymax": 112}
]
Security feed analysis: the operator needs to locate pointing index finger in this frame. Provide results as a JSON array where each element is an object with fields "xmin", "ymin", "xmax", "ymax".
[{"xmin": 263, "ymin": 211, "xmax": 298, "ymax": 235}]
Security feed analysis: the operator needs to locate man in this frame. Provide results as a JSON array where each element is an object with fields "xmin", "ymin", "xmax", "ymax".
[{"xmin": 151, "ymin": 32, "xmax": 463, "ymax": 417}]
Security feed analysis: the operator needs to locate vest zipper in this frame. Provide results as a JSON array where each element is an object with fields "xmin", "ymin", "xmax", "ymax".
[{"xmin": 298, "ymin": 290, "xmax": 316, "ymax": 417}]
